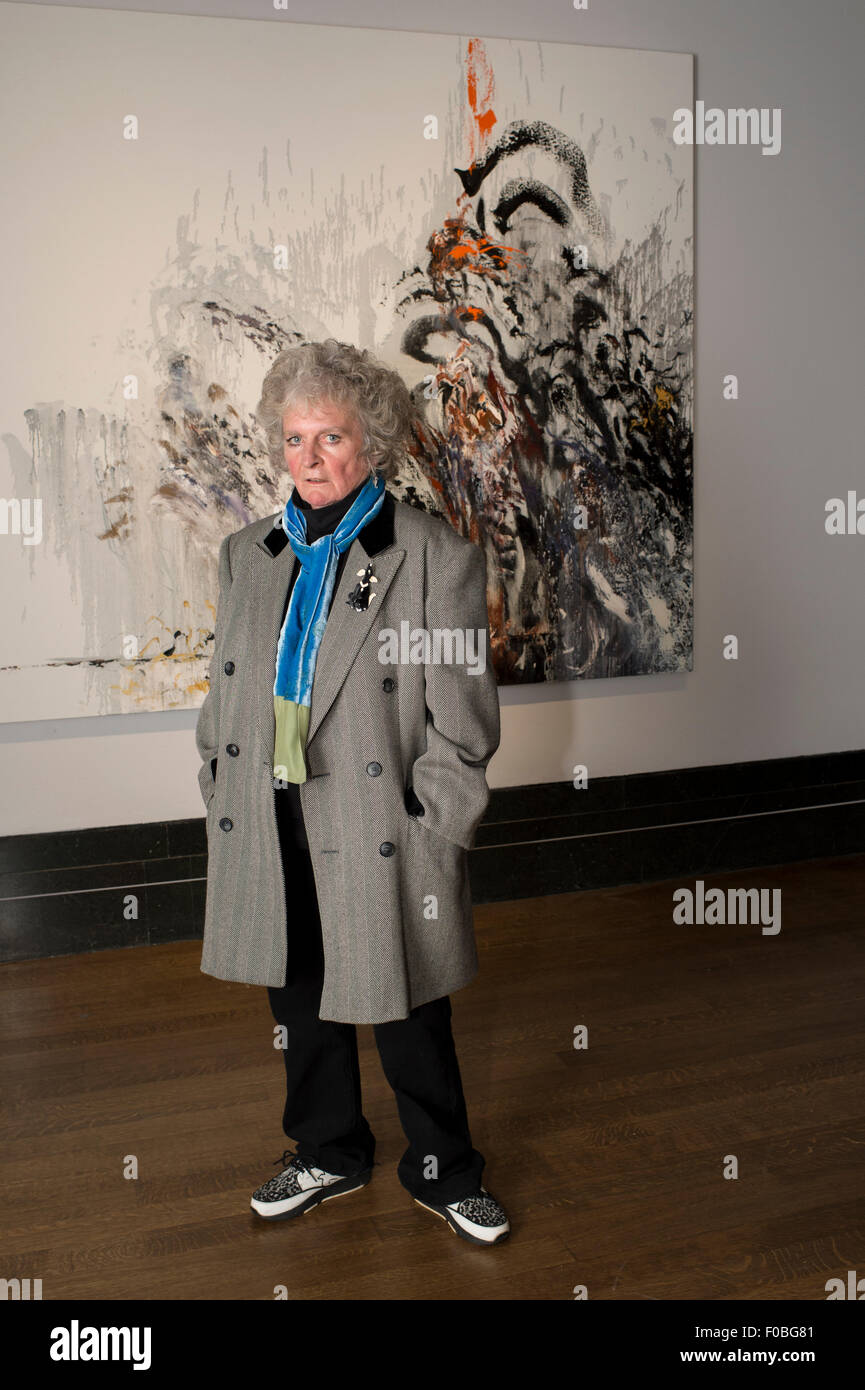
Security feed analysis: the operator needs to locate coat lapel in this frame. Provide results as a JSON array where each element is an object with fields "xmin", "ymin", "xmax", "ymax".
[{"xmin": 252, "ymin": 489, "xmax": 404, "ymax": 754}]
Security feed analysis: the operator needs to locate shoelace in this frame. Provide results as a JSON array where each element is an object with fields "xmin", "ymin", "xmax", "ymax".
[{"xmin": 272, "ymin": 1148, "xmax": 321, "ymax": 1180}]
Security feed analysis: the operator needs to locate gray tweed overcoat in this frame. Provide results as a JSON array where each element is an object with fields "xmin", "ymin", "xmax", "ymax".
[{"xmin": 195, "ymin": 487, "xmax": 501, "ymax": 1023}]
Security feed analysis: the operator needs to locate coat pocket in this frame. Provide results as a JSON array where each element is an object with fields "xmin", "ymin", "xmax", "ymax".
[
  {"xmin": 401, "ymin": 804, "xmax": 472, "ymax": 930},
  {"xmin": 404, "ymin": 801, "xmax": 464, "ymax": 851},
  {"xmin": 404, "ymin": 784, "xmax": 426, "ymax": 818}
]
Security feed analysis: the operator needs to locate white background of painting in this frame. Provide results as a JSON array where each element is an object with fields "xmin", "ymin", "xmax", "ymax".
[
  {"xmin": 0, "ymin": 0, "xmax": 862, "ymax": 836},
  {"xmin": 0, "ymin": 0, "xmax": 691, "ymax": 723}
]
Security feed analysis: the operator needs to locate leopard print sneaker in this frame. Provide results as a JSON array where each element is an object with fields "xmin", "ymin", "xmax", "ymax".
[
  {"xmin": 413, "ymin": 1185, "xmax": 510, "ymax": 1245},
  {"xmin": 250, "ymin": 1148, "xmax": 372, "ymax": 1220}
]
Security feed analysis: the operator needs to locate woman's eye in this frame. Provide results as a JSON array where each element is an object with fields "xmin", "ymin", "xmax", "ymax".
[{"xmin": 284, "ymin": 434, "xmax": 341, "ymax": 443}]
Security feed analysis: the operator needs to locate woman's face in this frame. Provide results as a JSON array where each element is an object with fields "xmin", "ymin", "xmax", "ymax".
[{"xmin": 281, "ymin": 399, "xmax": 370, "ymax": 507}]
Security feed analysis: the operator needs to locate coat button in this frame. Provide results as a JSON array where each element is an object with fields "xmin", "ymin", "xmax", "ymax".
[
  {"xmin": 379, "ymin": 842, "xmax": 395, "ymax": 856},
  {"xmin": 382, "ymin": 677, "xmax": 395, "ymax": 692},
  {"xmin": 224, "ymin": 660, "xmax": 235, "ymax": 675},
  {"xmin": 366, "ymin": 762, "xmax": 382, "ymax": 776},
  {"xmin": 226, "ymin": 743, "xmax": 239, "ymax": 756},
  {"xmin": 219, "ymin": 817, "xmax": 233, "ymax": 832}
]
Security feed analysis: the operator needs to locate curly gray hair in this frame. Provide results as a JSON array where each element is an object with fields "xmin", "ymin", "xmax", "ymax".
[{"xmin": 255, "ymin": 338, "xmax": 419, "ymax": 483}]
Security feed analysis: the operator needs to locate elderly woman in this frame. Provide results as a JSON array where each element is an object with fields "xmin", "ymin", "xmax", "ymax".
[{"xmin": 195, "ymin": 338, "xmax": 508, "ymax": 1246}]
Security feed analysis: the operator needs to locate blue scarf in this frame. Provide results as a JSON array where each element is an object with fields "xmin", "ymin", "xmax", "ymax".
[{"xmin": 273, "ymin": 470, "xmax": 386, "ymax": 783}]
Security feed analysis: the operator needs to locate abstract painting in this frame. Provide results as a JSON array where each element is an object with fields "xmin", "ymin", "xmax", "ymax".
[{"xmin": 0, "ymin": 3, "xmax": 693, "ymax": 718}]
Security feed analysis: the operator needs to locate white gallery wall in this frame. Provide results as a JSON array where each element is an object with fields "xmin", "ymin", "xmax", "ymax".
[{"xmin": 1, "ymin": 0, "xmax": 863, "ymax": 835}]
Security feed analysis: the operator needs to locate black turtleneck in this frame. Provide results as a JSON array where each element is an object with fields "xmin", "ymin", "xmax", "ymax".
[{"xmin": 292, "ymin": 475, "xmax": 368, "ymax": 542}]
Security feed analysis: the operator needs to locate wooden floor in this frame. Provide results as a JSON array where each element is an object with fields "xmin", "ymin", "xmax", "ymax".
[{"xmin": 2, "ymin": 853, "xmax": 863, "ymax": 1301}]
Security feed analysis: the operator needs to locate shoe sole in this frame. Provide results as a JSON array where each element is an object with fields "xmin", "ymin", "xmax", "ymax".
[
  {"xmin": 413, "ymin": 1196, "xmax": 510, "ymax": 1246},
  {"xmin": 251, "ymin": 1168, "xmax": 373, "ymax": 1221}
]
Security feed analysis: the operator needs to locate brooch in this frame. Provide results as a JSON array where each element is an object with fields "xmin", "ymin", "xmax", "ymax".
[{"xmin": 346, "ymin": 561, "xmax": 378, "ymax": 612}]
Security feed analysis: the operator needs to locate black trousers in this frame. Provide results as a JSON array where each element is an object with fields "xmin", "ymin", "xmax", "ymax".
[{"xmin": 266, "ymin": 790, "xmax": 486, "ymax": 1205}]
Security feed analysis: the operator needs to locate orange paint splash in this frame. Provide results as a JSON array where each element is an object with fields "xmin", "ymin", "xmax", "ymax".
[
  {"xmin": 466, "ymin": 38, "xmax": 497, "ymax": 158},
  {"xmin": 426, "ymin": 215, "xmax": 527, "ymax": 295}
]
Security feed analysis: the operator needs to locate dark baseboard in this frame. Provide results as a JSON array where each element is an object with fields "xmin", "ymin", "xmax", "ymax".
[{"xmin": 1, "ymin": 750, "xmax": 863, "ymax": 966}]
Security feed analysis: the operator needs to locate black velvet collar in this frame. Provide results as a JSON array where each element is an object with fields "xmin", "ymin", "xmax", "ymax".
[{"xmin": 260, "ymin": 485, "xmax": 396, "ymax": 559}]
